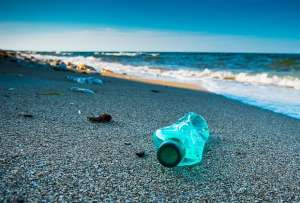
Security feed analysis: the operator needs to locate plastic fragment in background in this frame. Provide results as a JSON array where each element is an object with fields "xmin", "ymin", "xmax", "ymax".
[
  {"xmin": 66, "ymin": 75, "xmax": 103, "ymax": 85},
  {"xmin": 70, "ymin": 87, "xmax": 95, "ymax": 94}
]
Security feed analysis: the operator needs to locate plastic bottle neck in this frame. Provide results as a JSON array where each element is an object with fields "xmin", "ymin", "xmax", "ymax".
[{"xmin": 157, "ymin": 139, "xmax": 185, "ymax": 168}]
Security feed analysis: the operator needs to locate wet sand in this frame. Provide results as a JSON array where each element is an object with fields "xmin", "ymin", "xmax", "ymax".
[{"xmin": 101, "ymin": 69, "xmax": 203, "ymax": 91}]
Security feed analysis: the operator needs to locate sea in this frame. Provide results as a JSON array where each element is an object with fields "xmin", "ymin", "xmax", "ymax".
[{"xmin": 28, "ymin": 51, "xmax": 300, "ymax": 120}]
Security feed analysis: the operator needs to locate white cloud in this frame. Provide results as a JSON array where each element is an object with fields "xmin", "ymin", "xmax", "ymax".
[{"xmin": 0, "ymin": 23, "xmax": 300, "ymax": 53}]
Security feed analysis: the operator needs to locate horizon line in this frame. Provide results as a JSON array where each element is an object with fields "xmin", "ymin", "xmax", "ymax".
[{"xmin": 2, "ymin": 49, "xmax": 300, "ymax": 55}]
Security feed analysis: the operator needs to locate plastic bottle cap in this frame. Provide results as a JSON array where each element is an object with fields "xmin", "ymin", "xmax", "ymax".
[{"xmin": 157, "ymin": 140, "xmax": 184, "ymax": 168}]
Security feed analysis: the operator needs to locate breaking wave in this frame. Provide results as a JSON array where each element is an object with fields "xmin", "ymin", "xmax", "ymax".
[
  {"xmin": 30, "ymin": 54, "xmax": 300, "ymax": 90},
  {"xmin": 100, "ymin": 52, "xmax": 141, "ymax": 57},
  {"xmin": 98, "ymin": 52, "xmax": 160, "ymax": 57}
]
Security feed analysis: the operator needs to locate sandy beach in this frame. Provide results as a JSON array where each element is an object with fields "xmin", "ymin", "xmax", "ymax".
[{"xmin": 0, "ymin": 55, "xmax": 300, "ymax": 202}]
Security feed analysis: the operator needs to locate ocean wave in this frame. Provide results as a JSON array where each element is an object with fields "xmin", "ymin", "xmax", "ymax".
[
  {"xmin": 29, "ymin": 54, "xmax": 300, "ymax": 90},
  {"xmin": 100, "ymin": 52, "xmax": 142, "ymax": 57},
  {"xmin": 61, "ymin": 52, "xmax": 72, "ymax": 56},
  {"xmin": 98, "ymin": 52, "xmax": 160, "ymax": 57},
  {"xmin": 184, "ymin": 69, "xmax": 300, "ymax": 90},
  {"xmin": 149, "ymin": 53, "xmax": 160, "ymax": 57}
]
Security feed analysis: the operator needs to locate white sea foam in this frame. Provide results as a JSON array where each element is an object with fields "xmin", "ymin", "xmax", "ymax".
[
  {"xmin": 150, "ymin": 53, "xmax": 160, "ymax": 57},
  {"xmin": 99, "ymin": 52, "xmax": 159, "ymax": 57},
  {"xmin": 60, "ymin": 52, "xmax": 72, "ymax": 56},
  {"xmin": 29, "ymin": 53, "xmax": 300, "ymax": 119},
  {"xmin": 201, "ymin": 78, "xmax": 300, "ymax": 119},
  {"xmin": 101, "ymin": 52, "xmax": 141, "ymax": 57}
]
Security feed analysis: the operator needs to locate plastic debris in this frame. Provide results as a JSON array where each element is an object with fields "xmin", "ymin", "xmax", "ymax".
[
  {"xmin": 8, "ymin": 88, "xmax": 15, "ymax": 91},
  {"xmin": 66, "ymin": 75, "xmax": 103, "ymax": 85},
  {"xmin": 87, "ymin": 113, "xmax": 112, "ymax": 123},
  {"xmin": 70, "ymin": 87, "xmax": 95, "ymax": 94},
  {"xmin": 152, "ymin": 112, "xmax": 210, "ymax": 167},
  {"xmin": 78, "ymin": 110, "xmax": 81, "ymax": 115}
]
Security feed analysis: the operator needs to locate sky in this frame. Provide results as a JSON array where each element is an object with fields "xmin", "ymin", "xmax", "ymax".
[{"xmin": 0, "ymin": 0, "xmax": 300, "ymax": 53}]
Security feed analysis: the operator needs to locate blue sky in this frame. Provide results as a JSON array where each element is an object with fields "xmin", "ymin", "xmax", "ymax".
[{"xmin": 1, "ymin": 0, "xmax": 300, "ymax": 53}]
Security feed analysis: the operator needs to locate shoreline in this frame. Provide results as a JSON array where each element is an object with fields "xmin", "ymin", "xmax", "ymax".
[
  {"xmin": 1, "ymin": 50, "xmax": 299, "ymax": 120},
  {"xmin": 11, "ymin": 50, "xmax": 300, "ymax": 120},
  {"xmin": 102, "ymin": 70, "xmax": 300, "ymax": 120},
  {"xmin": 1, "ymin": 50, "xmax": 205, "ymax": 91}
]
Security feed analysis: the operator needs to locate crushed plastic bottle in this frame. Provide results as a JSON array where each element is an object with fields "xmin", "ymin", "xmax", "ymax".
[
  {"xmin": 152, "ymin": 112, "xmax": 209, "ymax": 167},
  {"xmin": 66, "ymin": 76, "xmax": 103, "ymax": 85},
  {"xmin": 70, "ymin": 87, "xmax": 95, "ymax": 94}
]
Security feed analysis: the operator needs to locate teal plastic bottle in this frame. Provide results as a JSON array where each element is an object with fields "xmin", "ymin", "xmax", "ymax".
[{"xmin": 152, "ymin": 112, "xmax": 209, "ymax": 167}]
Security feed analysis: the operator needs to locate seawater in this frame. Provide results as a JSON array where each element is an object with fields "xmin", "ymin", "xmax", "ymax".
[{"xmin": 28, "ymin": 51, "xmax": 300, "ymax": 120}]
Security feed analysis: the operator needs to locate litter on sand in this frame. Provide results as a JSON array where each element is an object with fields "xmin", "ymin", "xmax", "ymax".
[
  {"xmin": 152, "ymin": 112, "xmax": 209, "ymax": 168},
  {"xmin": 70, "ymin": 87, "xmax": 95, "ymax": 94},
  {"xmin": 66, "ymin": 76, "xmax": 103, "ymax": 85}
]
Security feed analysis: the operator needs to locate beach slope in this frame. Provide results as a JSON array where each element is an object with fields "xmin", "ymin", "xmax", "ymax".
[{"xmin": 0, "ymin": 58, "xmax": 299, "ymax": 202}]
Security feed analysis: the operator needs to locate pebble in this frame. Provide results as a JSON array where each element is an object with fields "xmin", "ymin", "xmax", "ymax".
[{"xmin": 135, "ymin": 151, "xmax": 146, "ymax": 158}]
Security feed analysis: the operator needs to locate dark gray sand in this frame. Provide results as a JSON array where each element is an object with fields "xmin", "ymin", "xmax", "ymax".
[{"xmin": 0, "ymin": 59, "xmax": 299, "ymax": 202}]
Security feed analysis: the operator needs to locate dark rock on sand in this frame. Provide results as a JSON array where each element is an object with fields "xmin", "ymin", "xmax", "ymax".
[
  {"xmin": 136, "ymin": 151, "xmax": 146, "ymax": 158},
  {"xmin": 87, "ymin": 113, "xmax": 112, "ymax": 123},
  {"xmin": 18, "ymin": 113, "xmax": 33, "ymax": 118},
  {"xmin": 151, "ymin": 89, "xmax": 161, "ymax": 93}
]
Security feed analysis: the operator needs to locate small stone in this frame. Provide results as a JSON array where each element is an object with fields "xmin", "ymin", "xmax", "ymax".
[
  {"xmin": 11, "ymin": 169, "xmax": 18, "ymax": 174},
  {"xmin": 31, "ymin": 181, "xmax": 38, "ymax": 188},
  {"xmin": 18, "ymin": 113, "xmax": 33, "ymax": 118},
  {"xmin": 151, "ymin": 89, "xmax": 160, "ymax": 93},
  {"xmin": 136, "ymin": 151, "xmax": 146, "ymax": 158}
]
